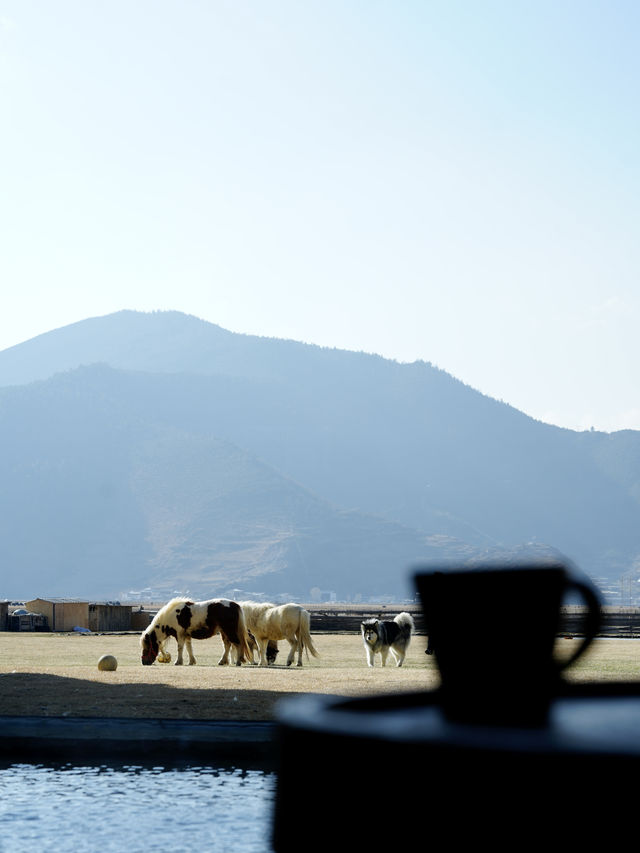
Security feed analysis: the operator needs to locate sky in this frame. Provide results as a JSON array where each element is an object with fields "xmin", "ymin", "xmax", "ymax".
[{"xmin": 1, "ymin": 1, "xmax": 639, "ymax": 433}]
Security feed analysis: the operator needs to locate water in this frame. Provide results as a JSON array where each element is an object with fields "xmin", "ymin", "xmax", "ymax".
[{"xmin": 0, "ymin": 762, "xmax": 276, "ymax": 852}]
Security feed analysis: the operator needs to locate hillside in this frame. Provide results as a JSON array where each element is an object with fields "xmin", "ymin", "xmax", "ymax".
[
  {"xmin": 0, "ymin": 364, "xmax": 484, "ymax": 600},
  {"xmin": 0, "ymin": 310, "xmax": 638, "ymax": 601}
]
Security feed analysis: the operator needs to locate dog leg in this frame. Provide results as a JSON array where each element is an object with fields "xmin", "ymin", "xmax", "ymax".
[
  {"xmin": 364, "ymin": 643, "xmax": 375, "ymax": 667},
  {"xmin": 389, "ymin": 645, "xmax": 405, "ymax": 666}
]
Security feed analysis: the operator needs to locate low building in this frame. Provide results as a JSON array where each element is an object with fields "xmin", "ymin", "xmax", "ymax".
[
  {"xmin": 25, "ymin": 599, "xmax": 83, "ymax": 632},
  {"xmin": 8, "ymin": 608, "xmax": 48, "ymax": 631},
  {"xmin": 25, "ymin": 598, "xmax": 132, "ymax": 632},
  {"xmin": 131, "ymin": 608, "xmax": 155, "ymax": 631},
  {"xmin": 88, "ymin": 602, "xmax": 131, "ymax": 632},
  {"xmin": 0, "ymin": 601, "xmax": 8, "ymax": 630}
]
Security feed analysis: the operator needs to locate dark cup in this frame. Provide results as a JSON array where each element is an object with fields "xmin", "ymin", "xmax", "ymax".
[{"xmin": 415, "ymin": 561, "xmax": 602, "ymax": 726}]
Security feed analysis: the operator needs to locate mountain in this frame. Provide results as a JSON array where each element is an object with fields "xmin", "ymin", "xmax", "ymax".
[
  {"xmin": 0, "ymin": 310, "xmax": 638, "ymax": 601},
  {"xmin": 0, "ymin": 363, "xmax": 482, "ymax": 601}
]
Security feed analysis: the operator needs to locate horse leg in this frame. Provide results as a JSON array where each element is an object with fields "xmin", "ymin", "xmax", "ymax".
[
  {"xmin": 186, "ymin": 636, "xmax": 197, "ymax": 665},
  {"xmin": 157, "ymin": 639, "xmax": 171, "ymax": 663},
  {"xmin": 218, "ymin": 635, "xmax": 231, "ymax": 666},
  {"xmin": 175, "ymin": 635, "xmax": 185, "ymax": 665},
  {"xmin": 286, "ymin": 638, "xmax": 297, "ymax": 667},
  {"xmin": 247, "ymin": 633, "xmax": 259, "ymax": 664},
  {"xmin": 233, "ymin": 642, "xmax": 244, "ymax": 666},
  {"xmin": 258, "ymin": 637, "xmax": 270, "ymax": 667},
  {"xmin": 289, "ymin": 632, "xmax": 303, "ymax": 666}
]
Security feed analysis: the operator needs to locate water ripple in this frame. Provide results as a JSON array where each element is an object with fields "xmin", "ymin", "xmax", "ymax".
[{"xmin": 0, "ymin": 763, "xmax": 276, "ymax": 852}]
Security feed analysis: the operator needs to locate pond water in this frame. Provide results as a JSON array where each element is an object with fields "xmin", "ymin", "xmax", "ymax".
[{"xmin": 0, "ymin": 761, "xmax": 276, "ymax": 852}]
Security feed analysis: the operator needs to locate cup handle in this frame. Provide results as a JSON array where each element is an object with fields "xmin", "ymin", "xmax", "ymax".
[{"xmin": 556, "ymin": 577, "xmax": 602, "ymax": 671}]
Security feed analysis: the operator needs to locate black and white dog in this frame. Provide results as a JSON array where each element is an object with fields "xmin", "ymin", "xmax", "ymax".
[{"xmin": 361, "ymin": 612, "xmax": 414, "ymax": 667}]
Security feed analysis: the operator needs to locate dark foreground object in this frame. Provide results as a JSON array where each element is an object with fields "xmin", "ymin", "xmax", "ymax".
[
  {"xmin": 415, "ymin": 562, "xmax": 601, "ymax": 725},
  {"xmin": 273, "ymin": 683, "xmax": 640, "ymax": 851}
]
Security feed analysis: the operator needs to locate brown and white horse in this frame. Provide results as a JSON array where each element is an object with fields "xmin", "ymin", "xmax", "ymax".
[
  {"xmin": 140, "ymin": 597, "xmax": 251, "ymax": 666},
  {"xmin": 240, "ymin": 601, "xmax": 319, "ymax": 667}
]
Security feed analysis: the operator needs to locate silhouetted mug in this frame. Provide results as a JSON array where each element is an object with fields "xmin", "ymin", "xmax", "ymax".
[{"xmin": 415, "ymin": 561, "xmax": 602, "ymax": 726}]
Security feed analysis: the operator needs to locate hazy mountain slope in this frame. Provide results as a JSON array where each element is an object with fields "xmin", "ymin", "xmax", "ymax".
[
  {"xmin": 0, "ymin": 311, "xmax": 237, "ymax": 385},
  {"xmin": 0, "ymin": 310, "xmax": 638, "ymax": 595},
  {"xmin": 0, "ymin": 309, "xmax": 335, "ymax": 386},
  {"xmin": 0, "ymin": 371, "xmax": 152, "ymax": 597},
  {"xmin": 0, "ymin": 366, "xmax": 478, "ymax": 599}
]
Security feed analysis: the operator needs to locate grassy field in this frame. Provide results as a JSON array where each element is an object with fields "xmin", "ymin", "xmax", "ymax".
[{"xmin": 1, "ymin": 631, "xmax": 639, "ymax": 720}]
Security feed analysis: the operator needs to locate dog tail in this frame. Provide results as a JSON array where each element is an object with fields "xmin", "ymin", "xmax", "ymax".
[{"xmin": 394, "ymin": 611, "xmax": 415, "ymax": 638}]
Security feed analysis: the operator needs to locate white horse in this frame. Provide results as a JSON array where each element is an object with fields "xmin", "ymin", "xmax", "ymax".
[
  {"xmin": 140, "ymin": 597, "xmax": 251, "ymax": 666},
  {"xmin": 240, "ymin": 601, "xmax": 319, "ymax": 667}
]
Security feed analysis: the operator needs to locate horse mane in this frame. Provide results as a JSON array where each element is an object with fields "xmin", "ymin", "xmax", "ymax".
[
  {"xmin": 150, "ymin": 597, "xmax": 190, "ymax": 628},
  {"xmin": 240, "ymin": 600, "xmax": 275, "ymax": 612}
]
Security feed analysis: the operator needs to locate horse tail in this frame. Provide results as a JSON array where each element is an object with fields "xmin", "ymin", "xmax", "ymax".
[
  {"xmin": 298, "ymin": 608, "xmax": 319, "ymax": 659},
  {"xmin": 236, "ymin": 605, "xmax": 253, "ymax": 664}
]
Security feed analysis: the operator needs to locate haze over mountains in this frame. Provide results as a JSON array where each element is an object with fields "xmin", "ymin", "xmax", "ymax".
[{"xmin": 1, "ymin": 310, "xmax": 638, "ymax": 602}]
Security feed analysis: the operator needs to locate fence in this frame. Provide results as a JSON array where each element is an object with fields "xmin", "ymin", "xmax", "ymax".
[{"xmin": 306, "ymin": 603, "xmax": 640, "ymax": 638}]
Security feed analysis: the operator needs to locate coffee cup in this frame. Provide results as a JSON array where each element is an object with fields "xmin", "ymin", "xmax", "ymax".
[{"xmin": 415, "ymin": 560, "xmax": 602, "ymax": 726}]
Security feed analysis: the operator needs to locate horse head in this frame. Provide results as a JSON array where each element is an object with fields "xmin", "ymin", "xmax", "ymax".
[
  {"xmin": 140, "ymin": 628, "xmax": 159, "ymax": 665},
  {"xmin": 267, "ymin": 641, "xmax": 279, "ymax": 664}
]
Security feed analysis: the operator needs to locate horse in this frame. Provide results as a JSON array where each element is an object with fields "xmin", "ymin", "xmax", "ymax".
[
  {"xmin": 248, "ymin": 632, "xmax": 279, "ymax": 664},
  {"xmin": 239, "ymin": 601, "xmax": 319, "ymax": 667},
  {"xmin": 140, "ymin": 597, "xmax": 251, "ymax": 666},
  {"xmin": 226, "ymin": 631, "xmax": 279, "ymax": 666}
]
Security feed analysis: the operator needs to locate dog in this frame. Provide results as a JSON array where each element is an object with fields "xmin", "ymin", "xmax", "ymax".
[{"xmin": 361, "ymin": 612, "xmax": 414, "ymax": 667}]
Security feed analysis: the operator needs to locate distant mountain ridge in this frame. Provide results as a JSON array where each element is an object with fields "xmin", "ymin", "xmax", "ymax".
[{"xmin": 0, "ymin": 310, "xmax": 638, "ymax": 601}]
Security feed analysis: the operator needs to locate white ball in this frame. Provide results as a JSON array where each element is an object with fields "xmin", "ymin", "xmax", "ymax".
[{"xmin": 98, "ymin": 654, "xmax": 118, "ymax": 671}]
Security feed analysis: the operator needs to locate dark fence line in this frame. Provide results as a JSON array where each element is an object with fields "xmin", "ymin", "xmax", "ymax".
[
  {"xmin": 562, "ymin": 606, "xmax": 640, "ymax": 638},
  {"xmin": 48, "ymin": 602, "xmax": 639, "ymax": 638},
  {"xmin": 306, "ymin": 603, "xmax": 425, "ymax": 633},
  {"xmin": 306, "ymin": 604, "xmax": 640, "ymax": 638}
]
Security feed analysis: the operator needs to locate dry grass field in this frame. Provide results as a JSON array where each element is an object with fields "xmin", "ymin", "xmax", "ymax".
[{"xmin": 1, "ymin": 631, "xmax": 639, "ymax": 721}]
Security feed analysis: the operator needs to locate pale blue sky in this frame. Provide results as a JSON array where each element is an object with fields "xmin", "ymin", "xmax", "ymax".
[{"xmin": 1, "ymin": 1, "xmax": 638, "ymax": 432}]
